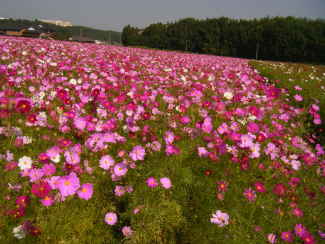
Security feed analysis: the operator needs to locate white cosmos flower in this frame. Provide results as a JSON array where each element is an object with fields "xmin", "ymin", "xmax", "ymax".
[
  {"xmin": 13, "ymin": 225, "xmax": 26, "ymax": 239},
  {"xmin": 223, "ymin": 91, "xmax": 234, "ymax": 100},
  {"xmin": 51, "ymin": 154, "xmax": 61, "ymax": 163},
  {"xmin": 18, "ymin": 156, "xmax": 33, "ymax": 170}
]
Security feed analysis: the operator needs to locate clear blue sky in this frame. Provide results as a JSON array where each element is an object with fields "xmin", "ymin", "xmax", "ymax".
[{"xmin": 0, "ymin": 0, "xmax": 324, "ymax": 31}]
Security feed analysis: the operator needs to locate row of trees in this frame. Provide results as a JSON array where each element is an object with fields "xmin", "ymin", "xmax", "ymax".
[
  {"xmin": 0, "ymin": 18, "xmax": 121, "ymax": 43},
  {"xmin": 122, "ymin": 17, "xmax": 325, "ymax": 63}
]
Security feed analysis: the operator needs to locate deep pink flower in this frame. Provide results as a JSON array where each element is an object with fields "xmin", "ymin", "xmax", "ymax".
[
  {"xmin": 16, "ymin": 99, "xmax": 31, "ymax": 113},
  {"xmin": 146, "ymin": 177, "xmax": 158, "ymax": 188},
  {"xmin": 165, "ymin": 144, "xmax": 180, "ymax": 155},
  {"xmin": 294, "ymin": 224, "xmax": 307, "ymax": 238},
  {"xmin": 301, "ymin": 233, "xmax": 315, "ymax": 244},
  {"xmin": 281, "ymin": 231, "xmax": 294, "ymax": 242},
  {"xmin": 273, "ymin": 183, "xmax": 287, "ymax": 196},
  {"xmin": 244, "ymin": 188, "xmax": 256, "ymax": 202},
  {"xmin": 77, "ymin": 183, "xmax": 93, "ymax": 200},
  {"xmin": 40, "ymin": 195, "xmax": 54, "ymax": 207},
  {"xmin": 31, "ymin": 181, "xmax": 51, "ymax": 198},
  {"xmin": 16, "ymin": 196, "xmax": 30, "ymax": 208},
  {"xmin": 291, "ymin": 208, "xmax": 303, "ymax": 217},
  {"xmin": 254, "ymin": 182, "xmax": 266, "ymax": 193},
  {"xmin": 217, "ymin": 181, "xmax": 228, "ymax": 192}
]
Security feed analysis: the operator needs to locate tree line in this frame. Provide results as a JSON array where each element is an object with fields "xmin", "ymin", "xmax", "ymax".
[{"xmin": 122, "ymin": 16, "xmax": 325, "ymax": 63}]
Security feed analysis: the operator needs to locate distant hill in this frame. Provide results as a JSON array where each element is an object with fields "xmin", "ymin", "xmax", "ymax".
[{"xmin": 0, "ymin": 18, "xmax": 121, "ymax": 43}]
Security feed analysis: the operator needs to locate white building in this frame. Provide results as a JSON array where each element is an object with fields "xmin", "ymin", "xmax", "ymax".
[{"xmin": 40, "ymin": 19, "xmax": 72, "ymax": 27}]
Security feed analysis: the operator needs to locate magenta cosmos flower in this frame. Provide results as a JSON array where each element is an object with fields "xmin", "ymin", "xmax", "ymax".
[
  {"xmin": 77, "ymin": 183, "xmax": 93, "ymax": 200},
  {"xmin": 243, "ymin": 188, "xmax": 256, "ymax": 202},
  {"xmin": 57, "ymin": 172, "xmax": 80, "ymax": 197},
  {"xmin": 129, "ymin": 145, "xmax": 146, "ymax": 161},
  {"xmin": 254, "ymin": 181, "xmax": 266, "ymax": 193},
  {"xmin": 105, "ymin": 212, "xmax": 117, "ymax": 225},
  {"xmin": 160, "ymin": 177, "xmax": 172, "ymax": 189},
  {"xmin": 281, "ymin": 231, "xmax": 294, "ymax": 242},
  {"xmin": 40, "ymin": 195, "xmax": 54, "ymax": 207},
  {"xmin": 16, "ymin": 99, "xmax": 32, "ymax": 113},
  {"xmin": 146, "ymin": 177, "xmax": 158, "ymax": 188},
  {"xmin": 294, "ymin": 224, "xmax": 307, "ymax": 238},
  {"xmin": 31, "ymin": 181, "xmax": 52, "ymax": 198}
]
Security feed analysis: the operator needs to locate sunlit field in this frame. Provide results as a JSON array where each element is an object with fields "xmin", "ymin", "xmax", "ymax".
[{"xmin": 0, "ymin": 36, "xmax": 324, "ymax": 244}]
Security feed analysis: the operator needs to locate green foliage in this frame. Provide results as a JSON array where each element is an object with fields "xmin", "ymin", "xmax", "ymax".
[{"xmin": 122, "ymin": 16, "xmax": 325, "ymax": 64}]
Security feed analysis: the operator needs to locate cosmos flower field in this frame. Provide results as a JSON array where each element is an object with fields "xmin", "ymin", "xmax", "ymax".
[{"xmin": 0, "ymin": 36, "xmax": 324, "ymax": 243}]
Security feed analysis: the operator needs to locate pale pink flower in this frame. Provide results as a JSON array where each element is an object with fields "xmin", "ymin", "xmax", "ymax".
[
  {"xmin": 160, "ymin": 177, "xmax": 172, "ymax": 189},
  {"xmin": 105, "ymin": 212, "xmax": 117, "ymax": 225}
]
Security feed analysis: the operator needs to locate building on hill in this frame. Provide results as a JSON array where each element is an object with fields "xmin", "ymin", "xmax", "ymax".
[
  {"xmin": 40, "ymin": 19, "xmax": 72, "ymax": 27},
  {"xmin": 0, "ymin": 26, "xmax": 54, "ymax": 38}
]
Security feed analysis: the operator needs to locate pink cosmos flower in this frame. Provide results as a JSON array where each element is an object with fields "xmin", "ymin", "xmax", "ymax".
[
  {"xmin": 16, "ymin": 196, "xmax": 30, "ymax": 208},
  {"xmin": 198, "ymin": 147, "xmax": 209, "ymax": 157},
  {"xmin": 294, "ymin": 224, "xmax": 307, "ymax": 238},
  {"xmin": 114, "ymin": 185, "xmax": 126, "ymax": 197},
  {"xmin": 164, "ymin": 131, "xmax": 175, "ymax": 144},
  {"xmin": 202, "ymin": 116, "xmax": 213, "ymax": 133},
  {"xmin": 160, "ymin": 177, "xmax": 172, "ymax": 189},
  {"xmin": 291, "ymin": 207, "xmax": 303, "ymax": 217},
  {"xmin": 113, "ymin": 163, "xmax": 128, "ymax": 176},
  {"xmin": 165, "ymin": 144, "xmax": 180, "ymax": 155},
  {"xmin": 254, "ymin": 182, "xmax": 266, "ymax": 193},
  {"xmin": 244, "ymin": 188, "xmax": 256, "ymax": 202},
  {"xmin": 105, "ymin": 212, "xmax": 117, "ymax": 225},
  {"xmin": 210, "ymin": 210, "xmax": 229, "ymax": 227},
  {"xmin": 77, "ymin": 183, "xmax": 93, "ymax": 200},
  {"xmin": 281, "ymin": 231, "xmax": 293, "ymax": 242},
  {"xmin": 302, "ymin": 233, "xmax": 316, "ymax": 244},
  {"xmin": 64, "ymin": 149, "xmax": 80, "ymax": 165},
  {"xmin": 217, "ymin": 181, "xmax": 228, "ymax": 192},
  {"xmin": 99, "ymin": 155, "xmax": 115, "ymax": 170},
  {"xmin": 40, "ymin": 195, "xmax": 54, "ymax": 207},
  {"xmin": 122, "ymin": 226, "xmax": 133, "ymax": 237},
  {"xmin": 42, "ymin": 163, "xmax": 56, "ymax": 176},
  {"xmin": 28, "ymin": 168, "xmax": 44, "ymax": 182},
  {"xmin": 146, "ymin": 177, "xmax": 158, "ymax": 188},
  {"xmin": 294, "ymin": 94, "xmax": 303, "ymax": 102},
  {"xmin": 57, "ymin": 172, "xmax": 80, "ymax": 198},
  {"xmin": 273, "ymin": 183, "xmax": 287, "ymax": 196},
  {"xmin": 267, "ymin": 233, "xmax": 277, "ymax": 243},
  {"xmin": 129, "ymin": 145, "xmax": 146, "ymax": 161},
  {"xmin": 73, "ymin": 116, "xmax": 87, "ymax": 131}
]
